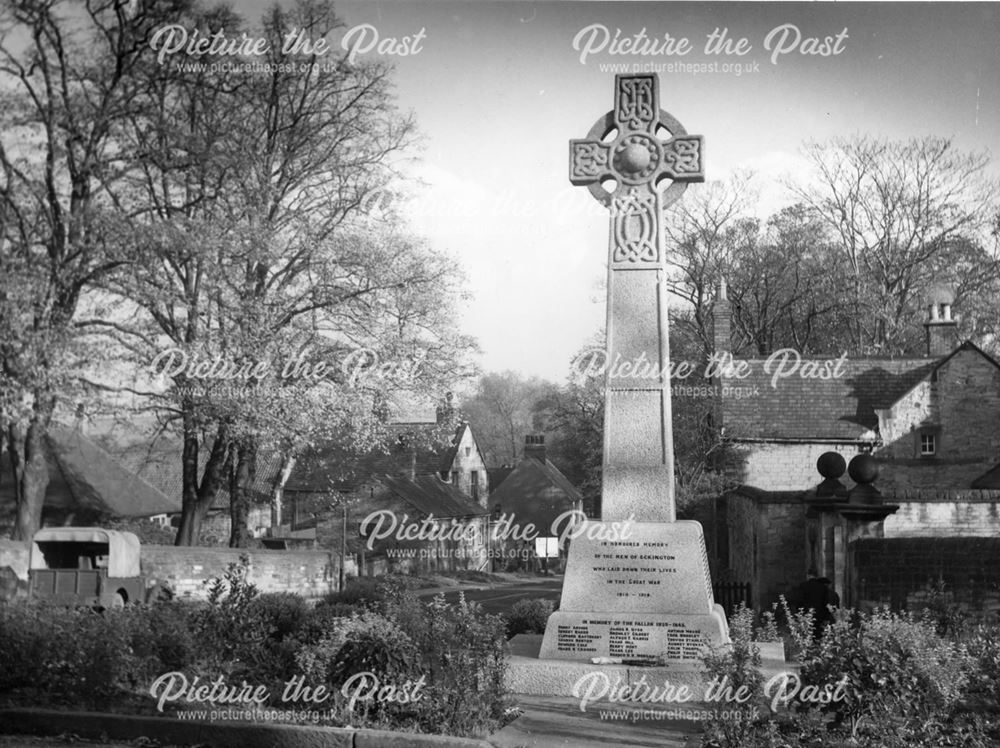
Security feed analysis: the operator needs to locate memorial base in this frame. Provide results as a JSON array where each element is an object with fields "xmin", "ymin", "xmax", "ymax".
[
  {"xmin": 539, "ymin": 608, "xmax": 729, "ymax": 663},
  {"xmin": 507, "ymin": 635, "xmax": 789, "ymax": 698},
  {"xmin": 538, "ymin": 520, "xmax": 729, "ymax": 664}
]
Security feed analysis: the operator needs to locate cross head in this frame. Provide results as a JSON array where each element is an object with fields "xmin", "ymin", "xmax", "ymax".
[{"xmin": 570, "ymin": 74, "xmax": 704, "ymax": 265}]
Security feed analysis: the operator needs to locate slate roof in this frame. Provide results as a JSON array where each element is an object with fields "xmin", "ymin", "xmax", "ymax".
[
  {"xmin": 721, "ymin": 356, "xmax": 938, "ymax": 441},
  {"xmin": 487, "ymin": 466, "xmax": 515, "ymax": 493},
  {"xmin": 489, "ymin": 457, "xmax": 583, "ymax": 530},
  {"xmin": 106, "ymin": 438, "xmax": 284, "ymax": 509},
  {"xmin": 0, "ymin": 425, "xmax": 181, "ymax": 520},
  {"xmin": 285, "ymin": 429, "xmax": 454, "ymax": 494},
  {"xmin": 972, "ymin": 463, "xmax": 1000, "ymax": 489},
  {"xmin": 381, "ymin": 474, "xmax": 487, "ymax": 518}
]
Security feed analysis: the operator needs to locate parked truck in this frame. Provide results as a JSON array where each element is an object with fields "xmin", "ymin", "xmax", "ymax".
[{"xmin": 28, "ymin": 527, "xmax": 145, "ymax": 608}]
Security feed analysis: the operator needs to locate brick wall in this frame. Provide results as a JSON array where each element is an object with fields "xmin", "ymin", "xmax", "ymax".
[
  {"xmin": 851, "ymin": 537, "xmax": 1000, "ymax": 615},
  {"xmin": 141, "ymin": 546, "xmax": 354, "ymax": 599}
]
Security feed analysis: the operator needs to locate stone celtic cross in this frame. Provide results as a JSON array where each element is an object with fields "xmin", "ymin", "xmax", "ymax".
[{"xmin": 570, "ymin": 74, "xmax": 704, "ymax": 523}]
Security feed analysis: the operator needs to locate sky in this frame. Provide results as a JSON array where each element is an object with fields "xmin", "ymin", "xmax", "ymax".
[{"xmin": 228, "ymin": 1, "xmax": 999, "ymax": 382}]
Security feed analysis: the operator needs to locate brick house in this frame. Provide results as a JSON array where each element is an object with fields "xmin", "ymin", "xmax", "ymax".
[{"xmin": 711, "ymin": 286, "xmax": 1000, "ymax": 612}]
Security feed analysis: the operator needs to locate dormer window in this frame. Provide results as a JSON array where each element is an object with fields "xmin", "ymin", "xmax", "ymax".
[
  {"xmin": 920, "ymin": 433, "xmax": 936, "ymax": 456},
  {"xmin": 916, "ymin": 426, "xmax": 940, "ymax": 458}
]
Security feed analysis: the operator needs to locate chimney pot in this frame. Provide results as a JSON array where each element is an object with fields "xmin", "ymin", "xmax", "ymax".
[{"xmin": 524, "ymin": 434, "xmax": 547, "ymax": 462}]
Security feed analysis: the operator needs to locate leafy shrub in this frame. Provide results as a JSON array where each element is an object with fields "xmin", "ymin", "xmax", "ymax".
[
  {"xmin": 701, "ymin": 604, "xmax": 773, "ymax": 747},
  {"xmin": 392, "ymin": 593, "xmax": 510, "ymax": 736},
  {"xmin": 247, "ymin": 592, "xmax": 309, "ymax": 641},
  {"xmin": 962, "ymin": 623, "xmax": 1000, "ymax": 709},
  {"xmin": 0, "ymin": 603, "xmax": 155, "ymax": 708},
  {"xmin": 188, "ymin": 556, "xmax": 272, "ymax": 678},
  {"xmin": 504, "ymin": 598, "xmax": 554, "ymax": 638},
  {"xmin": 321, "ymin": 575, "xmax": 406, "ymax": 610},
  {"xmin": 798, "ymin": 607, "xmax": 972, "ymax": 739},
  {"xmin": 143, "ymin": 601, "xmax": 197, "ymax": 671}
]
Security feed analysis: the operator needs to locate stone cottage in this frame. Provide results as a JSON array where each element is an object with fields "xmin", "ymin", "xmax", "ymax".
[{"xmin": 711, "ymin": 285, "xmax": 1000, "ymax": 613}]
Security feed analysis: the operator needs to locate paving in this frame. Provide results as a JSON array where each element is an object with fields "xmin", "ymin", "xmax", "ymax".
[{"xmin": 490, "ymin": 695, "xmax": 704, "ymax": 748}]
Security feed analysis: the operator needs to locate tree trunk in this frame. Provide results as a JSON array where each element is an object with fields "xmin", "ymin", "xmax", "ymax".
[
  {"xmin": 174, "ymin": 420, "xmax": 230, "ymax": 545},
  {"xmin": 229, "ymin": 439, "xmax": 256, "ymax": 548},
  {"xmin": 9, "ymin": 416, "xmax": 50, "ymax": 541},
  {"xmin": 9, "ymin": 392, "xmax": 54, "ymax": 541}
]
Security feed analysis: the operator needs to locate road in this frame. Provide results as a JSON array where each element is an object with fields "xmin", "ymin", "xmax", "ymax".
[{"xmin": 419, "ymin": 576, "xmax": 563, "ymax": 616}]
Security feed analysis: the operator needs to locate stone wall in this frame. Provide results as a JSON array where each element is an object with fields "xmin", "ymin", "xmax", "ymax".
[
  {"xmin": 877, "ymin": 348, "xmax": 1000, "ymax": 491},
  {"xmin": 0, "ymin": 539, "xmax": 29, "ymax": 599},
  {"xmin": 722, "ymin": 491, "xmax": 806, "ymax": 610},
  {"xmin": 141, "ymin": 545, "xmax": 353, "ymax": 599},
  {"xmin": 885, "ymin": 490, "xmax": 1000, "ymax": 537},
  {"xmin": 0, "ymin": 537, "xmax": 361, "ymax": 602},
  {"xmin": 850, "ymin": 536, "xmax": 1000, "ymax": 615},
  {"xmin": 732, "ymin": 442, "xmax": 862, "ymax": 491},
  {"xmin": 449, "ymin": 427, "xmax": 490, "ymax": 506}
]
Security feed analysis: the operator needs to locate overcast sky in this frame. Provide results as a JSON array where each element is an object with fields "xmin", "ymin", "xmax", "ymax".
[{"xmin": 237, "ymin": 1, "xmax": 999, "ymax": 382}]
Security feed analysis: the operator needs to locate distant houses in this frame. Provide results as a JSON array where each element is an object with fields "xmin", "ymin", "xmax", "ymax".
[{"xmin": 0, "ymin": 397, "xmax": 590, "ymax": 582}]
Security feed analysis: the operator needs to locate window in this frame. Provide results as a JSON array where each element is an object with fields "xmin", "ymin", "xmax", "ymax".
[
  {"xmin": 465, "ymin": 447, "xmax": 471, "ymax": 457},
  {"xmin": 920, "ymin": 433, "xmax": 936, "ymax": 456},
  {"xmin": 451, "ymin": 470, "xmax": 459, "ymax": 484},
  {"xmin": 470, "ymin": 470, "xmax": 479, "ymax": 500}
]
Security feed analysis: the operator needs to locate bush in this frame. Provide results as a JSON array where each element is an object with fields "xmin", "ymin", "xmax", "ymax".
[
  {"xmin": 797, "ymin": 608, "xmax": 972, "ymax": 739},
  {"xmin": 0, "ymin": 603, "xmax": 156, "ymax": 708},
  {"xmin": 247, "ymin": 592, "xmax": 309, "ymax": 641},
  {"xmin": 504, "ymin": 598, "xmax": 554, "ymax": 638},
  {"xmin": 392, "ymin": 592, "xmax": 510, "ymax": 736},
  {"xmin": 962, "ymin": 623, "xmax": 1000, "ymax": 709},
  {"xmin": 321, "ymin": 575, "xmax": 406, "ymax": 610},
  {"xmin": 701, "ymin": 604, "xmax": 772, "ymax": 748},
  {"xmin": 143, "ymin": 601, "xmax": 197, "ymax": 671}
]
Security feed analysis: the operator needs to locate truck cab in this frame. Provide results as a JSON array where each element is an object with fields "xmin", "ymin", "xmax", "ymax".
[{"xmin": 29, "ymin": 527, "xmax": 144, "ymax": 608}]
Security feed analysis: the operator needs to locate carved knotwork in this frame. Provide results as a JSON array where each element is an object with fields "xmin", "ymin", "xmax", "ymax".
[
  {"xmin": 616, "ymin": 76, "xmax": 656, "ymax": 132},
  {"xmin": 569, "ymin": 75, "xmax": 703, "ymax": 204},
  {"xmin": 570, "ymin": 140, "xmax": 611, "ymax": 182},
  {"xmin": 661, "ymin": 137, "xmax": 703, "ymax": 178},
  {"xmin": 612, "ymin": 188, "xmax": 658, "ymax": 264}
]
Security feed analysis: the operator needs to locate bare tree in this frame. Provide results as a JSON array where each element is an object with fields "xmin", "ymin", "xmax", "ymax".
[
  {"xmin": 0, "ymin": 0, "xmax": 188, "ymax": 540},
  {"xmin": 789, "ymin": 135, "xmax": 1000, "ymax": 353}
]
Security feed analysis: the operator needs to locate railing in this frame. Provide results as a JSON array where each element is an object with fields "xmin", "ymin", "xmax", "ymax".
[{"xmin": 713, "ymin": 581, "xmax": 752, "ymax": 615}]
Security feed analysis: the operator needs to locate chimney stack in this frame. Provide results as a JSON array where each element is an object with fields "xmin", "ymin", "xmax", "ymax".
[
  {"xmin": 924, "ymin": 284, "xmax": 958, "ymax": 357},
  {"xmin": 713, "ymin": 278, "xmax": 731, "ymax": 354},
  {"xmin": 524, "ymin": 434, "xmax": 547, "ymax": 463}
]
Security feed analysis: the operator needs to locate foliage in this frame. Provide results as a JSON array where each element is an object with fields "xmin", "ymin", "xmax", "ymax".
[
  {"xmin": 188, "ymin": 556, "xmax": 273, "ymax": 678},
  {"xmin": 504, "ymin": 598, "xmax": 554, "ymax": 638},
  {"xmin": 0, "ymin": 603, "xmax": 158, "ymax": 709},
  {"xmin": 320, "ymin": 575, "xmax": 408, "ymax": 611},
  {"xmin": 460, "ymin": 371, "xmax": 558, "ymax": 466},
  {"xmin": 796, "ymin": 608, "xmax": 973, "ymax": 738},
  {"xmin": 296, "ymin": 591, "xmax": 510, "ymax": 736},
  {"xmin": 701, "ymin": 604, "xmax": 772, "ymax": 747},
  {"xmin": 960, "ymin": 623, "xmax": 1000, "ymax": 709},
  {"xmin": 391, "ymin": 593, "xmax": 510, "ymax": 736}
]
